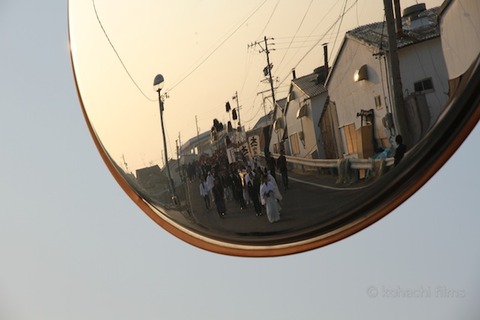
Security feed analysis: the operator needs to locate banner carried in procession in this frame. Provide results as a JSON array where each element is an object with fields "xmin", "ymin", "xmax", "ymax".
[
  {"xmin": 237, "ymin": 134, "xmax": 260, "ymax": 162},
  {"xmin": 226, "ymin": 147, "xmax": 236, "ymax": 164},
  {"xmin": 240, "ymin": 143, "xmax": 250, "ymax": 160},
  {"xmin": 225, "ymin": 127, "xmax": 269, "ymax": 163},
  {"xmin": 247, "ymin": 135, "xmax": 260, "ymax": 158}
]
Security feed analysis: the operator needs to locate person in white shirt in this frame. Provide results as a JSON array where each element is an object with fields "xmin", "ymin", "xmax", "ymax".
[{"xmin": 199, "ymin": 176, "xmax": 210, "ymax": 210}]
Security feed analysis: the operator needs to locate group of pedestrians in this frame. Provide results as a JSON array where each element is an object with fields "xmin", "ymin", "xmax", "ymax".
[
  {"xmin": 196, "ymin": 151, "xmax": 289, "ymax": 224},
  {"xmin": 199, "ymin": 170, "xmax": 226, "ymax": 216}
]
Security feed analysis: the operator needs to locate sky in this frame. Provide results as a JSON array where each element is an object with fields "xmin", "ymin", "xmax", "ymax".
[
  {"xmin": 69, "ymin": 0, "xmax": 444, "ymax": 173},
  {"xmin": 1, "ymin": 1, "xmax": 480, "ymax": 320}
]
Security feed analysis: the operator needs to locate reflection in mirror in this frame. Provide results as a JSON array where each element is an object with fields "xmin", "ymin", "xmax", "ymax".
[{"xmin": 69, "ymin": 0, "xmax": 479, "ymax": 255}]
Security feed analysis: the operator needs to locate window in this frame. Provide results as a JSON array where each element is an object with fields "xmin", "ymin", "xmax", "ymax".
[
  {"xmin": 290, "ymin": 133, "xmax": 300, "ymax": 156},
  {"xmin": 374, "ymin": 95, "xmax": 382, "ymax": 109},
  {"xmin": 340, "ymin": 123, "xmax": 357, "ymax": 155},
  {"xmin": 414, "ymin": 78, "xmax": 434, "ymax": 93},
  {"xmin": 273, "ymin": 143, "xmax": 279, "ymax": 154}
]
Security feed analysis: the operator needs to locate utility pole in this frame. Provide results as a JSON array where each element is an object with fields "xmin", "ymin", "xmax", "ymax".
[
  {"xmin": 263, "ymin": 36, "xmax": 276, "ymax": 109},
  {"xmin": 393, "ymin": 0, "xmax": 403, "ymax": 36},
  {"xmin": 383, "ymin": 0, "xmax": 409, "ymax": 146},
  {"xmin": 177, "ymin": 132, "xmax": 182, "ymax": 160},
  {"xmin": 195, "ymin": 115, "xmax": 200, "ymax": 151},
  {"xmin": 249, "ymin": 36, "xmax": 276, "ymax": 110},
  {"xmin": 249, "ymin": 36, "xmax": 277, "ymax": 154},
  {"xmin": 195, "ymin": 115, "xmax": 200, "ymax": 137},
  {"xmin": 176, "ymin": 139, "xmax": 179, "ymax": 163}
]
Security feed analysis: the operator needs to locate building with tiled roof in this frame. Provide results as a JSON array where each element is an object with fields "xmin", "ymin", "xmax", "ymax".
[
  {"xmin": 270, "ymin": 67, "xmax": 329, "ymax": 159},
  {"xmin": 324, "ymin": 4, "xmax": 449, "ymax": 158}
]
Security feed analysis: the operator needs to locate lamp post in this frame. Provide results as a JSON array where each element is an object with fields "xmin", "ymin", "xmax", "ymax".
[{"xmin": 153, "ymin": 74, "xmax": 177, "ymax": 205}]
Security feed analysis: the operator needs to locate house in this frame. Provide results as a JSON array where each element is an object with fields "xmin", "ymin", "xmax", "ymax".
[
  {"xmin": 325, "ymin": 4, "xmax": 449, "ymax": 159},
  {"xmin": 269, "ymin": 97, "xmax": 287, "ymax": 154},
  {"xmin": 136, "ymin": 164, "xmax": 167, "ymax": 193},
  {"xmin": 281, "ymin": 68, "xmax": 328, "ymax": 159},
  {"xmin": 179, "ymin": 130, "xmax": 214, "ymax": 164}
]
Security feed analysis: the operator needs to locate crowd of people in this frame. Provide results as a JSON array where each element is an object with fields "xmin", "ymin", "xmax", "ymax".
[{"xmin": 186, "ymin": 149, "xmax": 289, "ymax": 223}]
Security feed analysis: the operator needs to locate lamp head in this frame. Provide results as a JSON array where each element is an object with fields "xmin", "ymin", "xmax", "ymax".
[{"xmin": 153, "ymin": 74, "xmax": 165, "ymax": 91}]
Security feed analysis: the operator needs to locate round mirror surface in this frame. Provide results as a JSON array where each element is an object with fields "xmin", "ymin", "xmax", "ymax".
[{"xmin": 68, "ymin": 0, "xmax": 479, "ymax": 256}]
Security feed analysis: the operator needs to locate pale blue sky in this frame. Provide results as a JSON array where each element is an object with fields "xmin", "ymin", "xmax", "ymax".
[{"xmin": 1, "ymin": 1, "xmax": 479, "ymax": 320}]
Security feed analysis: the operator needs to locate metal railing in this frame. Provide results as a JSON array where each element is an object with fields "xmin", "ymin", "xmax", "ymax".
[
  {"xmin": 261, "ymin": 152, "xmax": 395, "ymax": 185},
  {"xmin": 269, "ymin": 153, "xmax": 394, "ymax": 170}
]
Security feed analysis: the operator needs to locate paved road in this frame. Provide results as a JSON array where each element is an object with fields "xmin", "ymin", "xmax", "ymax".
[{"xmin": 150, "ymin": 169, "xmax": 380, "ymax": 244}]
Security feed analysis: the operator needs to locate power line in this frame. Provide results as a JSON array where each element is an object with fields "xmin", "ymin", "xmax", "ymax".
[
  {"xmin": 275, "ymin": 0, "xmax": 314, "ymax": 73},
  {"xmin": 276, "ymin": 0, "xmax": 359, "ymax": 88},
  {"xmin": 242, "ymin": 103, "xmax": 265, "ymax": 124},
  {"xmin": 91, "ymin": 0, "xmax": 155, "ymax": 102},
  {"xmin": 239, "ymin": 0, "xmax": 280, "ymax": 95},
  {"xmin": 274, "ymin": 0, "xmax": 342, "ymax": 78},
  {"xmin": 255, "ymin": 0, "xmax": 280, "ymax": 41},
  {"xmin": 166, "ymin": 0, "xmax": 268, "ymax": 94},
  {"xmin": 329, "ymin": 0, "xmax": 350, "ymax": 66}
]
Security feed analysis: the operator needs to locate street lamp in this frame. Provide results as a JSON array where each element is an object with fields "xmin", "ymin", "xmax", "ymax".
[{"xmin": 153, "ymin": 74, "xmax": 177, "ymax": 205}]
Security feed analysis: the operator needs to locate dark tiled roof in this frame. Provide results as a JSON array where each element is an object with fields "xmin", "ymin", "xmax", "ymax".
[
  {"xmin": 346, "ymin": 7, "xmax": 440, "ymax": 50},
  {"xmin": 252, "ymin": 110, "xmax": 274, "ymax": 130},
  {"xmin": 292, "ymin": 73, "xmax": 327, "ymax": 98},
  {"xmin": 276, "ymin": 97, "xmax": 287, "ymax": 109}
]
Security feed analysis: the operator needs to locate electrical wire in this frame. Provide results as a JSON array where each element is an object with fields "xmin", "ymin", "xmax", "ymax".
[
  {"xmin": 91, "ymin": 0, "xmax": 156, "ymax": 102},
  {"xmin": 166, "ymin": 0, "xmax": 268, "ymax": 93},
  {"xmin": 256, "ymin": 0, "xmax": 280, "ymax": 41},
  {"xmin": 275, "ymin": 0, "xmax": 314, "ymax": 72},
  {"xmin": 274, "ymin": 0, "xmax": 343, "ymax": 79},
  {"xmin": 239, "ymin": 0, "xmax": 280, "ymax": 95},
  {"xmin": 276, "ymin": 0, "xmax": 359, "ymax": 88},
  {"xmin": 329, "ymin": 0, "xmax": 349, "ymax": 68},
  {"xmin": 242, "ymin": 98, "xmax": 266, "ymax": 124}
]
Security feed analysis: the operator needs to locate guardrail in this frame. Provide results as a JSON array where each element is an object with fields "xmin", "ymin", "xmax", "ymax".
[
  {"xmin": 262, "ymin": 152, "xmax": 395, "ymax": 184},
  {"xmin": 270, "ymin": 153, "xmax": 394, "ymax": 170}
]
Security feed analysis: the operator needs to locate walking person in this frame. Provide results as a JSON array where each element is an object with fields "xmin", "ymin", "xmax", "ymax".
[
  {"xmin": 277, "ymin": 149, "xmax": 289, "ymax": 190},
  {"xmin": 245, "ymin": 168, "xmax": 262, "ymax": 216},
  {"xmin": 260, "ymin": 174, "xmax": 281, "ymax": 223},
  {"xmin": 231, "ymin": 170, "xmax": 246, "ymax": 210},
  {"xmin": 212, "ymin": 178, "xmax": 226, "ymax": 216},
  {"xmin": 199, "ymin": 176, "xmax": 210, "ymax": 210},
  {"xmin": 264, "ymin": 167, "xmax": 282, "ymax": 203},
  {"xmin": 266, "ymin": 152, "xmax": 277, "ymax": 182},
  {"xmin": 206, "ymin": 171, "xmax": 215, "ymax": 202},
  {"xmin": 242, "ymin": 169, "xmax": 251, "ymax": 206}
]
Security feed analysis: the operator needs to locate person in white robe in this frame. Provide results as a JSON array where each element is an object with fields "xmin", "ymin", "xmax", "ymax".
[
  {"xmin": 263, "ymin": 168, "xmax": 283, "ymax": 201},
  {"xmin": 206, "ymin": 171, "xmax": 215, "ymax": 202},
  {"xmin": 260, "ymin": 175, "xmax": 281, "ymax": 223}
]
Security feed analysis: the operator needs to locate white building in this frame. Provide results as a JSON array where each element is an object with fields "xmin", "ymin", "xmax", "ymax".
[
  {"xmin": 281, "ymin": 69, "xmax": 328, "ymax": 159},
  {"xmin": 269, "ymin": 97, "xmax": 287, "ymax": 154},
  {"xmin": 325, "ymin": 4, "xmax": 449, "ymax": 159}
]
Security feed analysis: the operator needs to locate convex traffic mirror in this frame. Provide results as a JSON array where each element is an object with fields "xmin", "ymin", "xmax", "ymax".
[{"xmin": 68, "ymin": 0, "xmax": 479, "ymax": 256}]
